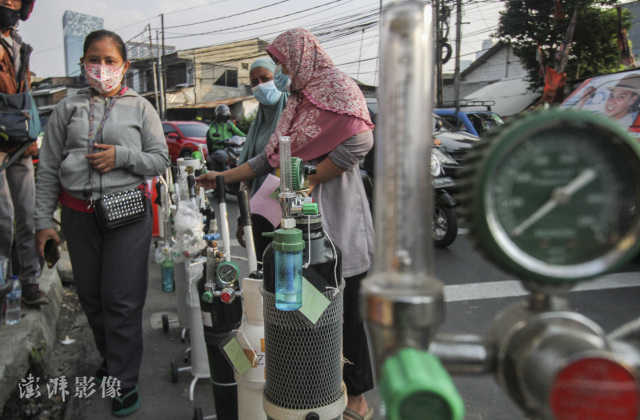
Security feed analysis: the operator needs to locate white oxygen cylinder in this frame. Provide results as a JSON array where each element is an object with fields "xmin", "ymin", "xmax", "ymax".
[{"xmin": 235, "ymin": 276, "xmax": 266, "ymax": 420}]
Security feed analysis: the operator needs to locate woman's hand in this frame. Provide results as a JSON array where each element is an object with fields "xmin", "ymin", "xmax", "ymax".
[
  {"xmin": 35, "ymin": 228, "xmax": 61, "ymax": 259},
  {"xmin": 196, "ymin": 171, "xmax": 222, "ymax": 190},
  {"xmin": 86, "ymin": 143, "xmax": 116, "ymax": 173}
]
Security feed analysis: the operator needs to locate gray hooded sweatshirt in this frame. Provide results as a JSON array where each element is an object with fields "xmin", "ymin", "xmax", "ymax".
[{"xmin": 35, "ymin": 88, "xmax": 170, "ymax": 231}]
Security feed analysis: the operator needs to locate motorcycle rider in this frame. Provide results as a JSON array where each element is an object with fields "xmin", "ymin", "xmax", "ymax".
[
  {"xmin": 207, "ymin": 104, "xmax": 246, "ymax": 170},
  {"xmin": 0, "ymin": 0, "xmax": 49, "ymax": 306}
]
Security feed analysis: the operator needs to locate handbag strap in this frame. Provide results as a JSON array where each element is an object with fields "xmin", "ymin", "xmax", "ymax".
[
  {"xmin": 0, "ymin": 139, "xmax": 34, "ymax": 173},
  {"xmin": 83, "ymin": 88, "xmax": 124, "ymax": 205}
]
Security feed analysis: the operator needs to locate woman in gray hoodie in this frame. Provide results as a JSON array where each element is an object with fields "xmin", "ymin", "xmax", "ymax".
[{"xmin": 34, "ymin": 30, "xmax": 169, "ymax": 417}]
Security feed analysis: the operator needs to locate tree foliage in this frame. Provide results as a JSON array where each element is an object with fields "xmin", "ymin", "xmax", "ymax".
[{"xmin": 497, "ymin": 0, "xmax": 631, "ymax": 90}]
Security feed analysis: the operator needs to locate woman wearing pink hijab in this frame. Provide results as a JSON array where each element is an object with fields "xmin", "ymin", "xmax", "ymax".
[{"xmin": 197, "ymin": 28, "xmax": 375, "ymax": 420}]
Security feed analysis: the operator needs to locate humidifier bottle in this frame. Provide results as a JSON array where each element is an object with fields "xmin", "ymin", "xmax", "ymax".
[{"xmin": 269, "ymin": 228, "xmax": 304, "ymax": 311}]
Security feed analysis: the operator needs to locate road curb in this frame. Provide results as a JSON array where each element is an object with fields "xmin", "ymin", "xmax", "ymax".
[{"xmin": 0, "ymin": 262, "xmax": 64, "ymax": 410}]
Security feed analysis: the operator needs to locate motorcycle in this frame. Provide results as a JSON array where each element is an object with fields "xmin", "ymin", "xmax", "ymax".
[
  {"xmin": 360, "ymin": 145, "xmax": 459, "ymax": 248},
  {"xmin": 208, "ymin": 134, "xmax": 245, "ymax": 196},
  {"xmin": 431, "ymin": 146, "xmax": 458, "ymax": 247}
]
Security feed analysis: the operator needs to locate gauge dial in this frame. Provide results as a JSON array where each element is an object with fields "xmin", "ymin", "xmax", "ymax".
[
  {"xmin": 216, "ymin": 261, "xmax": 240, "ymax": 284},
  {"xmin": 464, "ymin": 109, "xmax": 640, "ymax": 284}
]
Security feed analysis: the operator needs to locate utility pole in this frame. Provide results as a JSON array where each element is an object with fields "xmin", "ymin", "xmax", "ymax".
[
  {"xmin": 435, "ymin": 0, "xmax": 443, "ymax": 104},
  {"xmin": 148, "ymin": 24, "xmax": 160, "ymax": 116},
  {"xmin": 357, "ymin": 28, "xmax": 365, "ymax": 83},
  {"xmin": 161, "ymin": 14, "xmax": 167, "ymax": 121},
  {"xmin": 156, "ymin": 30, "xmax": 166, "ymax": 120},
  {"xmin": 453, "ymin": 0, "xmax": 462, "ymax": 111}
]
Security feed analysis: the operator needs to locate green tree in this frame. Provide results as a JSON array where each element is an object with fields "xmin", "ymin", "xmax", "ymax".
[{"xmin": 497, "ymin": 0, "xmax": 631, "ymax": 90}]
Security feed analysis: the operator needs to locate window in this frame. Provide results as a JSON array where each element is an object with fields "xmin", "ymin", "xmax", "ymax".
[
  {"xmin": 163, "ymin": 124, "xmax": 177, "ymax": 136},
  {"xmin": 214, "ymin": 69, "xmax": 238, "ymax": 87}
]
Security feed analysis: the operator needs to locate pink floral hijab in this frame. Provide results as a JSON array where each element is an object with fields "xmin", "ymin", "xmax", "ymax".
[{"xmin": 264, "ymin": 28, "xmax": 373, "ymax": 167}]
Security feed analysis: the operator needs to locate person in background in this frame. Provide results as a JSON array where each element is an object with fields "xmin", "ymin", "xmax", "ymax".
[
  {"xmin": 235, "ymin": 56, "xmax": 288, "ymax": 257},
  {"xmin": 207, "ymin": 104, "xmax": 246, "ymax": 170},
  {"xmin": 0, "ymin": 0, "xmax": 48, "ymax": 306},
  {"xmin": 34, "ymin": 29, "xmax": 169, "ymax": 417},
  {"xmin": 197, "ymin": 28, "xmax": 375, "ymax": 420}
]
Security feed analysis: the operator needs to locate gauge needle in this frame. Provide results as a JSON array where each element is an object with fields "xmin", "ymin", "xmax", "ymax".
[{"xmin": 510, "ymin": 168, "xmax": 597, "ymax": 237}]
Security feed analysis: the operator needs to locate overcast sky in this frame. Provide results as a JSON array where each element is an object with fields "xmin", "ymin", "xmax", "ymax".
[{"xmin": 17, "ymin": 0, "xmax": 503, "ymax": 86}]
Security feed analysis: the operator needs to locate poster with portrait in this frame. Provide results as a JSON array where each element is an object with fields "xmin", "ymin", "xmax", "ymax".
[{"xmin": 561, "ymin": 70, "xmax": 640, "ymax": 137}]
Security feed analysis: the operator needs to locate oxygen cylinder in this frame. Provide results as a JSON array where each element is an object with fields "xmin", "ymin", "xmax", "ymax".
[
  {"xmin": 198, "ymin": 249, "xmax": 242, "ymax": 420},
  {"xmin": 261, "ymin": 203, "xmax": 346, "ymax": 420},
  {"xmin": 235, "ymin": 271, "xmax": 266, "ymax": 420}
]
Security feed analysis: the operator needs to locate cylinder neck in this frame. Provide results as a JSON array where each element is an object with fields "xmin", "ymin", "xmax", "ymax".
[{"xmin": 295, "ymin": 214, "xmax": 323, "ymax": 233}]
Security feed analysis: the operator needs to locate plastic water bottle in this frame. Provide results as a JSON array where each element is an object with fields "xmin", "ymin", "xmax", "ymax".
[
  {"xmin": 161, "ymin": 258, "xmax": 175, "ymax": 292},
  {"xmin": 5, "ymin": 276, "xmax": 21, "ymax": 325}
]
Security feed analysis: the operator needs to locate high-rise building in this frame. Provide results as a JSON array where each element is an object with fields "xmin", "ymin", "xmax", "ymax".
[{"xmin": 63, "ymin": 11, "xmax": 104, "ymax": 77}]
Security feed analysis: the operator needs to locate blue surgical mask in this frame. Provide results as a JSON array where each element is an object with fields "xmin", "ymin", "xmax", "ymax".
[
  {"xmin": 274, "ymin": 64, "xmax": 291, "ymax": 93},
  {"xmin": 252, "ymin": 80, "xmax": 282, "ymax": 106}
]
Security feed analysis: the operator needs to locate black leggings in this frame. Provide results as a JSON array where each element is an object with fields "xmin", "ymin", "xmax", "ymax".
[
  {"xmin": 342, "ymin": 271, "xmax": 374, "ymax": 396},
  {"xmin": 61, "ymin": 204, "xmax": 152, "ymax": 388}
]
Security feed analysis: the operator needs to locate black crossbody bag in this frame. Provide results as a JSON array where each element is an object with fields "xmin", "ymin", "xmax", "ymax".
[{"xmin": 85, "ymin": 90, "xmax": 148, "ymax": 229}]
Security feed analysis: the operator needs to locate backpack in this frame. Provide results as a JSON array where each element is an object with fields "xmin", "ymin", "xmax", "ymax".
[{"xmin": 0, "ymin": 89, "xmax": 41, "ymax": 172}]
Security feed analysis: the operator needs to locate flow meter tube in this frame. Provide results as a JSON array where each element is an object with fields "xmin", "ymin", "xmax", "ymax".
[{"xmin": 361, "ymin": 2, "xmax": 463, "ymax": 419}]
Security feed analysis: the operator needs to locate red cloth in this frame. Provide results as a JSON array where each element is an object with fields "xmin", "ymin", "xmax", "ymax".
[
  {"xmin": 59, "ymin": 188, "xmax": 94, "ymax": 213},
  {"xmin": 543, "ymin": 66, "xmax": 566, "ymax": 104}
]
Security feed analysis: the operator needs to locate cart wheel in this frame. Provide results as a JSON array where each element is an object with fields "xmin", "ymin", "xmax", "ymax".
[
  {"xmin": 170, "ymin": 360, "xmax": 179, "ymax": 383},
  {"xmin": 193, "ymin": 406, "xmax": 203, "ymax": 420},
  {"xmin": 162, "ymin": 314, "xmax": 169, "ymax": 334}
]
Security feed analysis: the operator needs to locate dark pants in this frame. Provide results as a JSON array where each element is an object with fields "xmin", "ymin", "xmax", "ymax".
[
  {"xmin": 343, "ymin": 272, "xmax": 374, "ymax": 396},
  {"xmin": 61, "ymin": 204, "xmax": 152, "ymax": 388}
]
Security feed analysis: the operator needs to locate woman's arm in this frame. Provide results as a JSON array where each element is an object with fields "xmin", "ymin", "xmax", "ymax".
[
  {"xmin": 196, "ymin": 162, "xmax": 257, "ymax": 190},
  {"xmin": 34, "ymin": 106, "xmax": 66, "ymax": 232},
  {"xmin": 307, "ymin": 130, "xmax": 373, "ymax": 187},
  {"xmin": 113, "ymin": 102, "xmax": 170, "ymax": 176}
]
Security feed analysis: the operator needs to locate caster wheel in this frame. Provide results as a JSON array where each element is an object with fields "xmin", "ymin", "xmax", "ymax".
[
  {"xmin": 162, "ymin": 314, "xmax": 169, "ymax": 334},
  {"xmin": 193, "ymin": 406, "xmax": 203, "ymax": 420},
  {"xmin": 170, "ymin": 360, "xmax": 179, "ymax": 383}
]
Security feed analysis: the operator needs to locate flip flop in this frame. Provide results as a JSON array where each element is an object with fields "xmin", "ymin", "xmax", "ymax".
[{"xmin": 343, "ymin": 406, "xmax": 374, "ymax": 420}]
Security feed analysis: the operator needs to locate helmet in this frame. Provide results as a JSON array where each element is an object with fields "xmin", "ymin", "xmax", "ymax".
[
  {"xmin": 215, "ymin": 104, "xmax": 230, "ymax": 118},
  {"xmin": 19, "ymin": 0, "xmax": 34, "ymax": 20},
  {"xmin": 215, "ymin": 104, "xmax": 231, "ymax": 122}
]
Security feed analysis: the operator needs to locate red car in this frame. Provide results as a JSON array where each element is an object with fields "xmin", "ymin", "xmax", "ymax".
[{"xmin": 162, "ymin": 121, "xmax": 209, "ymax": 162}]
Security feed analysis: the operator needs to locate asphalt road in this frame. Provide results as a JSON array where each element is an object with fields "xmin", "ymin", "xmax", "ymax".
[{"xmin": 53, "ymin": 196, "xmax": 640, "ymax": 420}]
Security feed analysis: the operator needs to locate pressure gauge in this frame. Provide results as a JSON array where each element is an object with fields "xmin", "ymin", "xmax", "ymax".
[
  {"xmin": 216, "ymin": 261, "xmax": 240, "ymax": 285},
  {"xmin": 462, "ymin": 109, "xmax": 640, "ymax": 285}
]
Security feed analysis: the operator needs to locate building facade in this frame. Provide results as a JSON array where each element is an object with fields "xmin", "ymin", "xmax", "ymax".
[{"xmin": 62, "ymin": 11, "xmax": 104, "ymax": 77}]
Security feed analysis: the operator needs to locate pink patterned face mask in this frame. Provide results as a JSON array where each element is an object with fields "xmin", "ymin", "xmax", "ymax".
[{"xmin": 84, "ymin": 63, "xmax": 125, "ymax": 94}]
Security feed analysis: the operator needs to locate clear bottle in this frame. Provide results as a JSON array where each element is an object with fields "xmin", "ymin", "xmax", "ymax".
[
  {"xmin": 5, "ymin": 276, "xmax": 21, "ymax": 325},
  {"xmin": 161, "ymin": 258, "xmax": 175, "ymax": 292},
  {"xmin": 269, "ymin": 228, "xmax": 305, "ymax": 311}
]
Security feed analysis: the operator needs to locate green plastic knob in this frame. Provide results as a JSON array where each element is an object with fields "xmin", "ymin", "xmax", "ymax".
[
  {"xmin": 379, "ymin": 348, "xmax": 465, "ymax": 420},
  {"xmin": 302, "ymin": 202, "xmax": 319, "ymax": 215},
  {"xmin": 192, "ymin": 151, "xmax": 203, "ymax": 161},
  {"xmin": 291, "ymin": 157, "xmax": 305, "ymax": 191},
  {"xmin": 202, "ymin": 291, "xmax": 213, "ymax": 303}
]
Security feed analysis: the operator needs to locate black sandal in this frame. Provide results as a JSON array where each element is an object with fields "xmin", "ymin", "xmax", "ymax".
[{"xmin": 112, "ymin": 385, "xmax": 141, "ymax": 417}]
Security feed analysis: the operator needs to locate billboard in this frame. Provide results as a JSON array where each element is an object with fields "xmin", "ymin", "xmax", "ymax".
[{"xmin": 561, "ymin": 70, "xmax": 640, "ymax": 137}]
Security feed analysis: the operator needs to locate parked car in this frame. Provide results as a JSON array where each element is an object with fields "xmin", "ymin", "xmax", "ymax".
[
  {"xmin": 431, "ymin": 113, "xmax": 480, "ymax": 175},
  {"xmin": 364, "ymin": 98, "xmax": 479, "ymax": 170},
  {"xmin": 162, "ymin": 121, "xmax": 209, "ymax": 162},
  {"xmin": 434, "ymin": 108, "xmax": 504, "ymax": 137}
]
